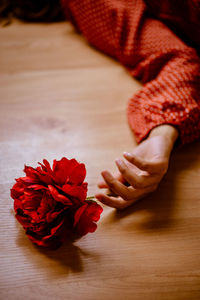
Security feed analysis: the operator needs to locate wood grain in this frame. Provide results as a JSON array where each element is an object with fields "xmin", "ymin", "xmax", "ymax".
[{"xmin": 0, "ymin": 20, "xmax": 200, "ymax": 300}]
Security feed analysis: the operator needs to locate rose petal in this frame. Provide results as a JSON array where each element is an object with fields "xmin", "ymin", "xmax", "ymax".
[
  {"xmin": 69, "ymin": 163, "xmax": 86, "ymax": 184},
  {"xmin": 73, "ymin": 203, "xmax": 87, "ymax": 226},
  {"xmin": 15, "ymin": 211, "xmax": 31, "ymax": 228},
  {"xmin": 14, "ymin": 198, "xmax": 23, "ymax": 212},
  {"xmin": 27, "ymin": 184, "xmax": 47, "ymax": 191},
  {"xmin": 73, "ymin": 201, "xmax": 103, "ymax": 236},
  {"xmin": 53, "ymin": 158, "xmax": 78, "ymax": 185},
  {"xmin": 20, "ymin": 176, "xmax": 39, "ymax": 184},
  {"xmin": 11, "ymin": 181, "xmax": 25, "ymax": 199},
  {"xmin": 24, "ymin": 166, "xmax": 39, "ymax": 180},
  {"xmin": 46, "ymin": 210, "xmax": 63, "ymax": 223},
  {"xmin": 61, "ymin": 183, "xmax": 87, "ymax": 202},
  {"xmin": 37, "ymin": 194, "xmax": 51, "ymax": 217},
  {"xmin": 26, "ymin": 218, "xmax": 65, "ymax": 247},
  {"xmin": 48, "ymin": 185, "xmax": 72, "ymax": 205},
  {"xmin": 26, "ymin": 232, "xmax": 51, "ymax": 247},
  {"xmin": 42, "ymin": 219, "xmax": 65, "ymax": 240},
  {"xmin": 39, "ymin": 159, "xmax": 53, "ymax": 174}
]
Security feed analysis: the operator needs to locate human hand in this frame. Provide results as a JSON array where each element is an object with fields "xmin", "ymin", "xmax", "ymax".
[{"xmin": 95, "ymin": 125, "xmax": 178, "ymax": 209}]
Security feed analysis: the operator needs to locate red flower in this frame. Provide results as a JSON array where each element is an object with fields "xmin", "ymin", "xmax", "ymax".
[{"xmin": 11, "ymin": 158, "xmax": 103, "ymax": 247}]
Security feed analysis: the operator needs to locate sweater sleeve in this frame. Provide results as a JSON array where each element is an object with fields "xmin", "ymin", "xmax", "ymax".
[{"xmin": 61, "ymin": 0, "xmax": 200, "ymax": 145}]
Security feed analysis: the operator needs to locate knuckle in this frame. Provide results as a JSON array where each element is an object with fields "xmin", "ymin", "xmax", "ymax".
[
  {"xmin": 123, "ymin": 193, "xmax": 131, "ymax": 201},
  {"xmin": 118, "ymin": 163, "xmax": 127, "ymax": 174},
  {"xmin": 163, "ymin": 165, "xmax": 169, "ymax": 174},
  {"xmin": 142, "ymin": 162, "xmax": 148, "ymax": 169},
  {"xmin": 151, "ymin": 186, "xmax": 157, "ymax": 192},
  {"xmin": 149, "ymin": 184, "xmax": 158, "ymax": 192},
  {"xmin": 160, "ymin": 168, "xmax": 168, "ymax": 177},
  {"xmin": 120, "ymin": 167, "xmax": 127, "ymax": 176},
  {"xmin": 129, "ymin": 157, "xmax": 135, "ymax": 164},
  {"xmin": 119, "ymin": 188, "xmax": 130, "ymax": 200},
  {"xmin": 108, "ymin": 180, "xmax": 116, "ymax": 189},
  {"xmin": 134, "ymin": 178, "xmax": 146, "ymax": 188},
  {"xmin": 118, "ymin": 201, "xmax": 130, "ymax": 210},
  {"xmin": 126, "ymin": 194, "xmax": 135, "ymax": 201},
  {"xmin": 161, "ymin": 161, "xmax": 169, "ymax": 173},
  {"xmin": 117, "ymin": 205, "xmax": 125, "ymax": 210}
]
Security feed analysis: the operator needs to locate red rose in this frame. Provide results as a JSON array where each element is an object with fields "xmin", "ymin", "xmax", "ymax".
[{"xmin": 11, "ymin": 158, "xmax": 103, "ymax": 247}]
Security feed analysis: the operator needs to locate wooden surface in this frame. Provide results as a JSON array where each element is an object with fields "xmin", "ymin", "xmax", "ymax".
[{"xmin": 0, "ymin": 20, "xmax": 200, "ymax": 300}]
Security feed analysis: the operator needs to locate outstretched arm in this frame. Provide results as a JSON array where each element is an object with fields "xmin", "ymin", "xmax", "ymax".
[
  {"xmin": 62, "ymin": 0, "xmax": 200, "ymax": 145},
  {"xmin": 62, "ymin": 0, "xmax": 200, "ymax": 207}
]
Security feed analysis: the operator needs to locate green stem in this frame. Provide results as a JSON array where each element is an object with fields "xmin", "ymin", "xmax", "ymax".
[{"xmin": 86, "ymin": 196, "xmax": 95, "ymax": 200}]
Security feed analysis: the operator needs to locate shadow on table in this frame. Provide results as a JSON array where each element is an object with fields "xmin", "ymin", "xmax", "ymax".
[
  {"xmin": 16, "ymin": 224, "xmax": 101, "ymax": 276},
  {"xmin": 106, "ymin": 141, "xmax": 200, "ymax": 233}
]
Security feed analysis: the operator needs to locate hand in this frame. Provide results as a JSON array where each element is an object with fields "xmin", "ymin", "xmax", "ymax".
[{"xmin": 95, "ymin": 125, "xmax": 178, "ymax": 209}]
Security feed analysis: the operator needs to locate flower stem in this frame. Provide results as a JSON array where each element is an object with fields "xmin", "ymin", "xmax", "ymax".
[{"xmin": 86, "ymin": 196, "xmax": 95, "ymax": 200}]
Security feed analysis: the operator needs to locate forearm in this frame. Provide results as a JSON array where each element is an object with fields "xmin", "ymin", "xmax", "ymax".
[
  {"xmin": 62, "ymin": 0, "xmax": 200, "ymax": 145},
  {"xmin": 149, "ymin": 125, "xmax": 179, "ymax": 152}
]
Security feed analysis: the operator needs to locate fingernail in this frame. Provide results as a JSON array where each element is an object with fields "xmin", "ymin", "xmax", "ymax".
[
  {"xmin": 115, "ymin": 159, "xmax": 123, "ymax": 166},
  {"xmin": 101, "ymin": 171, "xmax": 111, "ymax": 179},
  {"xmin": 95, "ymin": 194, "xmax": 102, "ymax": 200},
  {"xmin": 123, "ymin": 152, "xmax": 131, "ymax": 158}
]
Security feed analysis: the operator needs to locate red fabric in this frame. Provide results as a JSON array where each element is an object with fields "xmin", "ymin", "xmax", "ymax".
[{"xmin": 61, "ymin": 0, "xmax": 200, "ymax": 145}]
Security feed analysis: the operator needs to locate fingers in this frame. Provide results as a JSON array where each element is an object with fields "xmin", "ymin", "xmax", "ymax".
[
  {"xmin": 97, "ymin": 169, "xmax": 158, "ymax": 209},
  {"xmin": 95, "ymin": 193, "xmax": 136, "ymax": 209},
  {"xmin": 96, "ymin": 183, "xmax": 157, "ymax": 209},
  {"xmin": 123, "ymin": 152, "xmax": 168, "ymax": 174},
  {"xmin": 115, "ymin": 159, "xmax": 161, "ymax": 189},
  {"xmin": 100, "ymin": 171, "xmax": 133, "ymax": 200},
  {"xmin": 98, "ymin": 181, "xmax": 108, "ymax": 188},
  {"xmin": 98, "ymin": 173, "xmax": 125, "ymax": 188},
  {"xmin": 97, "ymin": 150, "xmax": 168, "ymax": 209}
]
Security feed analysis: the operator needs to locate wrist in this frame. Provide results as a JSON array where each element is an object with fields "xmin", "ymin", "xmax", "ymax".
[{"xmin": 149, "ymin": 124, "xmax": 179, "ymax": 150}]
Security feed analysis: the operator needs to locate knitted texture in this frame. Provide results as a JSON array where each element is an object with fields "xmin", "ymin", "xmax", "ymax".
[{"xmin": 61, "ymin": 0, "xmax": 200, "ymax": 144}]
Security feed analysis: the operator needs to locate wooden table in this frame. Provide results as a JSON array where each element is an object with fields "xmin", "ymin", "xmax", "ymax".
[{"xmin": 0, "ymin": 20, "xmax": 200, "ymax": 300}]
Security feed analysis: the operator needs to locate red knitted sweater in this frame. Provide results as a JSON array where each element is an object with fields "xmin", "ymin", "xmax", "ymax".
[{"xmin": 61, "ymin": 0, "xmax": 200, "ymax": 145}]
